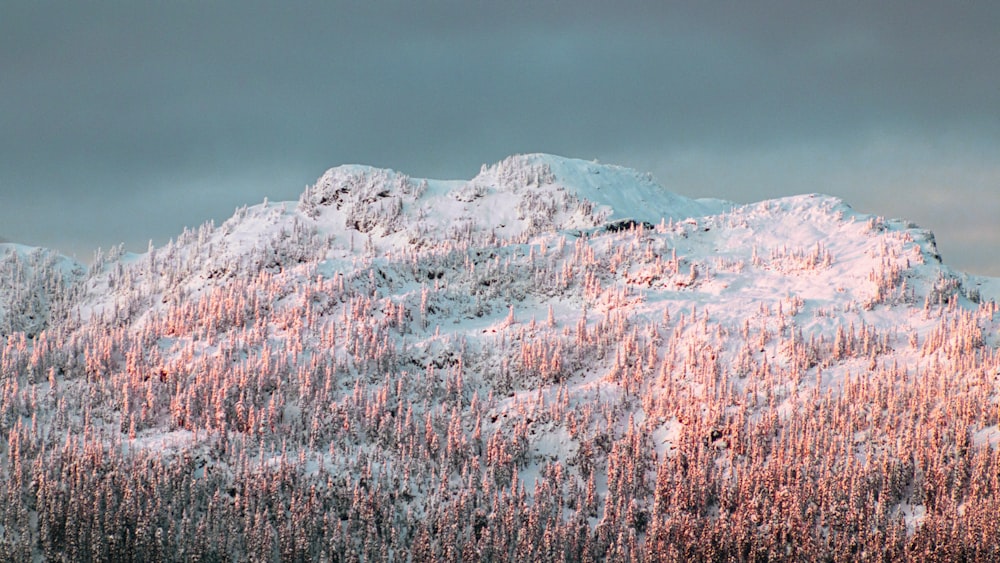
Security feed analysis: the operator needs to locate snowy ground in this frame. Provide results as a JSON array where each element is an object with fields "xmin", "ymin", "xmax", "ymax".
[{"xmin": 1, "ymin": 154, "xmax": 998, "ymax": 560}]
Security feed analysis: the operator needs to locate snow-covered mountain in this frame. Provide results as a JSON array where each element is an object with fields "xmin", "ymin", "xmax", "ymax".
[
  {"xmin": 0, "ymin": 242, "xmax": 85, "ymax": 337},
  {"xmin": 1, "ymin": 154, "xmax": 998, "ymax": 561}
]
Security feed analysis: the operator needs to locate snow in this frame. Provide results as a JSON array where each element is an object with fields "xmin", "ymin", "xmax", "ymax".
[
  {"xmin": 2, "ymin": 153, "xmax": 999, "ymax": 559},
  {"xmin": 477, "ymin": 153, "xmax": 732, "ymax": 223},
  {"xmin": 0, "ymin": 242, "xmax": 85, "ymax": 335}
]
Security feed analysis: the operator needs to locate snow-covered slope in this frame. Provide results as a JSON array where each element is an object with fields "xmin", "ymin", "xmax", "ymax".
[
  {"xmin": 0, "ymin": 242, "xmax": 84, "ymax": 336},
  {"xmin": 1, "ymin": 154, "xmax": 998, "ymax": 561}
]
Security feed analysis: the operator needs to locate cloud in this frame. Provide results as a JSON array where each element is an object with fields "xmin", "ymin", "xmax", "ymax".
[{"xmin": 1, "ymin": 1, "xmax": 998, "ymax": 273}]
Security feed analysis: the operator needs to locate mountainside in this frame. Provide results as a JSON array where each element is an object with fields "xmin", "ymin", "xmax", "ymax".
[
  {"xmin": 0, "ymin": 243, "xmax": 85, "ymax": 337},
  {"xmin": 1, "ymin": 154, "xmax": 999, "ymax": 561}
]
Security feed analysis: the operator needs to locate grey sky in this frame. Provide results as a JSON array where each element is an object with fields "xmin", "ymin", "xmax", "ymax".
[{"xmin": 2, "ymin": 2, "xmax": 998, "ymax": 274}]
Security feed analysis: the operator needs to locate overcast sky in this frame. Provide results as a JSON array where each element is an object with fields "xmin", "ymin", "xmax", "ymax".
[{"xmin": 2, "ymin": 2, "xmax": 998, "ymax": 274}]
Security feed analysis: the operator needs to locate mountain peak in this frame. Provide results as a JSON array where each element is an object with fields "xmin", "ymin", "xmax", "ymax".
[
  {"xmin": 292, "ymin": 154, "xmax": 732, "ymax": 249},
  {"xmin": 2, "ymin": 155, "xmax": 999, "ymax": 560}
]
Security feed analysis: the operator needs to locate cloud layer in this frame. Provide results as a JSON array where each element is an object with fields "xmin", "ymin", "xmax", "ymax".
[{"xmin": 2, "ymin": 2, "xmax": 998, "ymax": 273}]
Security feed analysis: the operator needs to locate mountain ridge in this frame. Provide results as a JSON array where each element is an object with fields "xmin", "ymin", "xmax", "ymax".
[
  {"xmin": 13, "ymin": 153, "xmax": 992, "ymax": 334},
  {"xmin": 0, "ymin": 154, "xmax": 998, "ymax": 560}
]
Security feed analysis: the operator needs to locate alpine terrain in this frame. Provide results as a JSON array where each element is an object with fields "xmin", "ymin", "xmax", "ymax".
[{"xmin": 1, "ymin": 154, "xmax": 999, "ymax": 561}]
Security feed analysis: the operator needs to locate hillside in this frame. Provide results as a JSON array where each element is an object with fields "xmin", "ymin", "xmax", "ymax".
[{"xmin": 1, "ymin": 154, "xmax": 999, "ymax": 561}]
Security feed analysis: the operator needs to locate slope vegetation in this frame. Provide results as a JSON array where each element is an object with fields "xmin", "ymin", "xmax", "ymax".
[{"xmin": 1, "ymin": 154, "xmax": 998, "ymax": 561}]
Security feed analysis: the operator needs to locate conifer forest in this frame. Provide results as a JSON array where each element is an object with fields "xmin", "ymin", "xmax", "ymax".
[{"xmin": 1, "ymin": 155, "xmax": 999, "ymax": 561}]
